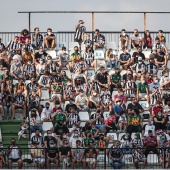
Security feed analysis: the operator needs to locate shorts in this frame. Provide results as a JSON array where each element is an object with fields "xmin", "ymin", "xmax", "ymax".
[
  {"xmin": 139, "ymin": 93, "xmax": 147, "ymax": 99},
  {"xmin": 51, "ymin": 93, "xmax": 61, "ymax": 98},
  {"xmin": 8, "ymin": 158, "xmax": 21, "ymax": 162},
  {"xmin": 86, "ymin": 158, "xmax": 96, "ymax": 164},
  {"xmin": 47, "ymin": 158, "xmax": 58, "ymax": 163},
  {"xmin": 34, "ymin": 158, "xmax": 45, "ymax": 163},
  {"xmin": 96, "ymin": 124, "xmax": 105, "ymax": 131}
]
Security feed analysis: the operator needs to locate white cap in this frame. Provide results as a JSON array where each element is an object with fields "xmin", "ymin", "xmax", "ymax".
[{"xmin": 13, "ymin": 54, "xmax": 20, "ymax": 60}]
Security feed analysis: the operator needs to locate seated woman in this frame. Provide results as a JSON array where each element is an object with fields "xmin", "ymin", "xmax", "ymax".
[
  {"xmin": 160, "ymin": 70, "xmax": 170, "ymax": 90},
  {"xmin": 142, "ymin": 30, "xmax": 152, "ymax": 49},
  {"xmin": 83, "ymin": 48, "xmax": 96, "ymax": 68},
  {"xmin": 106, "ymin": 48, "xmax": 119, "ymax": 69},
  {"xmin": 121, "ymin": 133, "xmax": 132, "ymax": 154},
  {"xmin": 105, "ymin": 111, "xmax": 117, "ymax": 133}
]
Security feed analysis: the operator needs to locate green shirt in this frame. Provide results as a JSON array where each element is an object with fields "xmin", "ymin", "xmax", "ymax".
[
  {"xmin": 111, "ymin": 74, "xmax": 121, "ymax": 83},
  {"xmin": 128, "ymin": 114, "xmax": 142, "ymax": 125},
  {"xmin": 0, "ymin": 74, "xmax": 13, "ymax": 81},
  {"xmin": 83, "ymin": 138, "xmax": 95, "ymax": 147},
  {"xmin": 137, "ymin": 82, "xmax": 148, "ymax": 93},
  {"xmin": 62, "ymin": 77, "xmax": 68, "ymax": 85},
  {"xmin": 52, "ymin": 85, "xmax": 62, "ymax": 93},
  {"xmin": 54, "ymin": 113, "xmax": 66, "ymax": 126},
  {"xmin": 70, "ymin": 52, "xmax": 81, "ymax": 62},
  {"xmin": 90, "ymin": 128, "xmax": 97, "ymax": 135},
  {"xmin": 156, "ymin": 35, "xmax": 166, "ymax": 43}
]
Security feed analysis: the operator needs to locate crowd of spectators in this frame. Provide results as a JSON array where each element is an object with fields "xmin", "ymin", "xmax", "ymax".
[{"xmin": 0, "ymin": 19, "xmax": 170, "ymax": 169}]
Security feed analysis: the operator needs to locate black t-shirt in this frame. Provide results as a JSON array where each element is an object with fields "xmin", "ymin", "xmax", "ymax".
[
  {"xmin": 84, "ymin": 148, "xmax": 97, "ymax": 156},
  {"xmin": 35, "ymin": 51, "xmax": 48, "ymax": 62},
  {"xmin": 156, "ymin": 53, "xmax": 165, "ymax": 62},
  {"xmin": 44, "ymin": 136, "xmax": 57, "ymax": 148},
  {"xmin": 59, "ymin": 146, "xmax": 71, "ymax": 156},
  {"xmin": 47, "ymin": 147, "xmax": 58, "ymax": 158},
  {"xmin": 132, "ymin": 52, "xmax": 145, "ymax": 63},
  {"xmin": 127, "ymin": 102, "xmax": 143, "ymax": 111},
  {"xmin": 162, "ymin": 94, "xmax": 170, "ymax": 105},
  {"xmin": 65, "ymin": 103, "xmax": 77, "ymax": 113},
  {"xmin": 3, "ymin": 95, "xmax": 12, "ymax": 107},
  {"xmin": 96, "ymin": 72, "xmax": 108, "ymax": 84},
  {"xmin": 54, "ymin": 125, "xmax": 69, "ymax": 135}
]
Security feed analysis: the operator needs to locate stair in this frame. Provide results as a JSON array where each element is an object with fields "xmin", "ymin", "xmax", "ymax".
[{"xmin": 0, "ymin": 120, "xmax": 29, "ymax": 152}]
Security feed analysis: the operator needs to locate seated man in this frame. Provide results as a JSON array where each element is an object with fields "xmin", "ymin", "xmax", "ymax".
[
  {"xmin": 131, "ymin": 29, "xmax": 142, "ymax": 49},
  {"xmin": 44, "ymin": 28, "xmax": 56, "ymax": 49},
  {"xmin": 59, "ymin": 46, "xmax": 70, "ymax": 70},
  {"xmin": 8, "ymin": 138, "xmax": 23, "ymax": 169},
  {"xmin": 32, "ymin": 27, "xmax": 43, "ymax": 50},
  {"xmin": 41, "ymin": 102, "xmax": 52, "ymax": 122},
  {"xmin": 70, "ymin": 46, "xmax": 82, "ymax": 67},
  {"xmin": 23, "ymin": 60, "xmax": 36, "ymax": 79},
  {"xmin": 109, "ymin": 141, "xmax": 125, "ymax": 169},
  {"xmin": 12, "ymin": 90, "xmax": 26, "ymax": 119},
  {"xmin": 75, "ymin": 89, "xmax": 88, "ymax": 111},
  {"xmin": 93, "ymin": 29, "xmax": 105, "ymax": 49},
  {"xmin": 31, "ymin": 142, "xmax": 45, "ymax": 169},
  {"xmin": 119, "ymin": 29, "xmax": 129, "ymax": 50},
  {"xmin": 131, "ymin": 46, "xmax": 145, "ymax": 64},
  {"xmin": 21, "ymin": 47, "xmax": 35, "ymax": 65},
  {"xmin": 137, "ymin": 75, "xmax": 149, "ymax": 103}
]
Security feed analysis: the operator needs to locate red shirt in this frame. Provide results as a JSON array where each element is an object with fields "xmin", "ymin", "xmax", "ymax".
[
  {"xmin": 19, "ymin": 34, "xmax": 31, "ymax": 44},
  {"xmin": 152, "ymin": 106, "xmax": 163, "ymax": 116},
  {"xmin": 144, "ymin": 136, "xmax": 157, "ymax": 147},
  {"xmin": 143, "ymin": 36, "xmax": 152, "ymax": 48},
  {"xmin": 113, "ymin": 94, "xmax": 127, "ymax": 103},
  {"xmin": 105, "ymin": 116, "xmax": 116, "ymax": 125}
]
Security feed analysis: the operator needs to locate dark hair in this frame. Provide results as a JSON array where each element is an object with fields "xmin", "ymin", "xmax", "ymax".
[
  {"xmin": 21, "ymin": 29, "xmax": 29, "ymax": 36},
  {"xmin": 95, "ymin": 29, "xmax": 99, "ymax": 32},
  {"xmin": 34, "ymin": 27, "xmax": 39, "ymax": 31},
  {"xmin": 155, "ymin": 37, "xmax": 160, "ymax": 41},
  {"xmin": 62, "ymin": 46, "xmax": 66, "ymax": 50},
  {"xmin": 47, "ymin": 28, "xmax": 52, "ymax": 31},
  {"xmin": 122, "ymin": 46, "xmax": 127, "ymax": 51},
  {"xmin": 121, "ymin": 29, "xmax": 126, "ymax": 32},
  {"xmin": 159, "ymin": 30, "xmax": 163, "ymax": 33},
  {"xmin": 144, "ymin": 30, "xmax": 151, "ymax": 38},
  {"xmin": 47, "ymin": 130, "xmax": 51, "ymax": 134},
  {"xmin": 11, "ymin": 138, "xmax": 16, "ymax": 141}
]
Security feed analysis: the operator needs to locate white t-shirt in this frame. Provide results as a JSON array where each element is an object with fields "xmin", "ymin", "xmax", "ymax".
[
  {"xmin": 41, "ymin": 108, "xmax": 52, "ymax": 121},
  {"xmin": 131, "ymin": 34, "xmax": 142, "ymax": 45},
  {"xmin": 143, "ymin": 124, "xmax": 156, "ymax": 137},
  {"xmin": 69, "ymin": 136, "xmax": 82, "ymax": 148}
]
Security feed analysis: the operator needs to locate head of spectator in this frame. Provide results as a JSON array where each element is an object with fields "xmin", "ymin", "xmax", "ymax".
[
  {"xmin": 117, "ymin": 88, "xmax": 124, "ymax": 97},
  {"xmin": 152, "ymin": 47, "xmax": 157, "ymax": 54},
  {"xmin": 114, "ymin": 140, "xmax": 120, "ymax": 148},
  {"xmin": 47, "ymin": 57, "xmax": 52, "ymax": 65},
  {"xmin": 158, "ymin": 30, "xmax": 163, "ymax": 36},
  {"xmin": 45, "ymin": 102, "xmax": 50, "ymax": 110},
  {"xmin": 78, "ymin": 89, "xmax": 84, "ymax": 96},
  {"xmin": 122, "ymin": 46, "xmax": 128, "ymax": 54},
  {"xmin": 30, "ymin": 77, "xmax": 36, "ymax": 84},
  {"xmin": 74, "ymin": 46, "xmax": 79, "ymax": 54},
  {"xmin": 109, "ymin": 110, "xmax": 115, "ymax": 117},
  {"xmin": 61, "ymin": 46, "xmax": 67, "ymax": 55},
  {"xmin": 13, "ymin": 55, "xmax": 20, "ymax": 64},
  {"xmin": 38, "ymin": 46, "xmax": 44, "ymax": 53},
  {"xmin": 156, "ymin": 129, "xmax": 163, "ymax": 136},
  {"xmin": 148, "ymin": 130, "xmax": 153, "ymax": 137},
  {"xmin": 63, "ymin": 139, "xmax": 69, "ymax": 147},
  {"xmin": 14, "ymin": 36, "xmax": 19, "ymax": 43},
  {"xmin": 131, "ymin": 97, "xmax": 137, "ymax": 105},
  {"xmin": 73, "ymin": 129, "xmax": 79, "ymax": 138},
  {"xmin": 157, "ymin": 110, "xmax": 163, "ymax": 118},
  {"xmin": 34, "ymin": 27, "xmax": 40, "ymax": 34},
  {"xmin": 4, "ymin": 68, "xmax": 9, "ymax": 76},
  {"xmin": 84, "ymin": 122, "xmax": 92, "ymax": 131},
  {"xmin": 69, "ymin": 98, "xmax": 74, "ymax": 104},
  {"xmin": 155, "ymin": 37, "xmax": 160, "ymax": 44},
  {"xmin": 140, "ymin": 75, "xmax": 146, "ymax": 84},
  {"xmin": 99, "ymin": 66, "xmax": 105, "ymax": 74},
  {"xmin": 30, "ymin": 109, "xmax": 37, "ymax": 118},
  {"xmin": 47, "ymin": 130, "xmax": 53, "ymax": 139},
  {"xmin": 11, "ymin": 138, "xmax": 16, "ymax": 146},
  {"xmin": 121, "ymin": 29, "xmax": 126, "ymax": 36},
  {"xmin": 76, "ymin": 140, "xmax": 82, "ymax": 147},
  {"xmin": 144, "ymin": 30, "xmax": 151, "ymax": 37},
  {"xmin": 162, "ymin": 70, "xmax": 169, "ymax": 78},
  {"xmin": 35, "ymin": 129, "xmax": 40, "ymax": 136},
  {"xmin": 44, "ymin": 70, "xmax": 50, "ymax": 77},
  {"xmin": 137, "ymin": 46, "xmax": 142, "ymax": 53},
  {"xmin": 115, "ymin": 68, "xmax": 120, "ymax": 75},
  {"xmin": 134, "ymin": 29, "xmax": 139, "ymax": 37},
  {"xmin": 47, "ymin": 28, "xmax": 52, "ymax": 36},
  {"xmin": 127, "ymin": 74, "xmax": 132, "ymax": 81},
  {"xmin": 135, "ymin": 132, "xmax": 140, "ymax": 139},
  {"xmin": 121, "ymin": 133, "xmax": 131, "ymax": 141},
  {"xmin": 95, "ymin": 29, "xmax": 100, "ymax": 37},
  {"xmin": 21, "ymin": 29, "xmax": 29, "ymax": 37}
]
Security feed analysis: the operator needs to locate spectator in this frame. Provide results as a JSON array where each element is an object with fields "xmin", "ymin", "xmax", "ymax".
[
  {"xmin": 159, "ymin": 141, "xmax": 170, "ymax": 169},
  {"xmin": 0, "ymin": 38, "xmax": 5, "ymax": 53},
  {"xmin": 84, "ymin": 142, "xmax": 97, "ymax": 169},
  {"xmin": 160, "ymin": 70, "xmax": 170, "ymax": 89},
  {"xmin": 143, "ymin": 30, "xmax": 152, "ymax": 49},
  {"xmin": 156, "ymin": 129, "xmax": 167, "ymax": 148},
  {"xmin": 153, "ymin": 37, "xmax": 168, "ymax": 53},
  {"xmin": 6, "ymin": 36, "xmax": 21, "ymax": 63},
  {"xmin": 66, "ymin": 108, "xmax": 81, "ymax": 128},
  {"xmin": 119, "ymin": 29, "xmax": 129, "ymax": 50},
  {"xmin": 106, "ymin": 48, "xmax": 119, "ymax": 69},
  {"xmin": 19, "ymin": 29, "xmax": 31, "ymax": 45},
  {"xmin": 143, "ymin": 130, "xmax": 158, "ymax": 157},
  {"xmin": 59, "ymin": 140, "xmax": 71, "ymax": 169},
  {"xmin": 23, "ymin": 59, "xmax": 36, "ymax": 79},
  {"xmin": 87, "ymin": 90, "xmax": 100, "ymax": 109},
  {"xmin": 35, "ymin": 46, "xmax": 49, "ymax": 64},
  {"xmin": 44, "ymin": 28, "xmax": 56, "ymax": 49},
  {"xmin": 27, "ymin": 109, "xmax": 42, "ymax": 133},
  {"xmin": 46, "ymin": 140, "xmax": 59, "ymax": 169},
  {"xmin": 132, "ymin": 142, "xmax": 147, "ymax": 169},
  {"xmin": 41, "ymin": 102, "xmax": 52, "ymax": 122},
  {"xmin": 83, "ymin": 48, "xmax": 95, "ymax": 67},
  {"xmin": 162, "ymin": 91, "xmax": 170, "ymax": 106},
  {"xmin": 10, "ymin": 56, "xmax": 23, "ymax": 79},
  {"xmin": 131, "ymin": 46, "xmax": 145, "ymax": 64},
  {"xmin": 69, "ymin": 129, "xmax": 82, "ymax": 148},
  {"xmin": 96, "ymin": 66, "xmax": 110, "ymax": 93},
  {"xmin": 127, "ymin": 97, "xmax": 144, "ymax": 115},
  {"xmin": 31, "ymin": 129, "xmax": 44, "ymax": 147},
  {"xmin": 152, "ymin": 101, "xmax": 163, "ymax": 116},
  {"xmin": 131, "ymin": 29, "xmax": 142, "ymax": 49},
  {"xmin": 21, "ymin": 38, "xmax": 34, "ymax": 54},
  {"xmin": 113, "ymin": 88, "xmax": 127, "ymax": 104},
  {"xmin": 142, "ymin": 118, "xmax": 156, "ymax": 138},
  {"xmin": 32, "ymin": 27, "xmax": 43, "ymax": 50},
  {"xmin": 83, "ymin": 132, "xmax": 95, "ymax": 148},
  {"xmin": 70, "ymin": 46, "xmax": 82, "ymax": 64},
  {"xmin": 153, "ymin": 110, "xmax": 165, "ymax": 131},
  {"xmin": 52, "ymin": 107, "xmax": 66, "ymax": 127},
  {"xmin": 120, "ymin": 133, "xmax": 132, "ymax": 154},
  {"xmin": 156, "ymin": 30, "xmax": 166, "ymax": 44},
  {"xmin": 146, "ymin": 58, "xmax": 158, "ymax": 79},
  {"xmin": 12, "ymin": 90, "xmax": 26, "ymax": 119},
  {"xmin": 105, "ymin": 111, "xmax": 117, "ymax": 133},
  {"xmin": 132, "ymin": 132, "xmax": 143, "ymax": 148},
  {"xmin": 131, "ymin": 57, "xmax": 146, "ymax": 80},
  {"xmin": 31, "ymin": 142, "xmax": 45, "ymax": 169},
  {"xmin": 93, "ymin": 29, "xmax": 105, "ymax": 49},
  {"xmin": 71, "ymin": 140, "xmax": 86, "ymax": 169},
  {"xmin": 75, "ymin": 89, "xmax": 88, "ymax": 111},
  {"xmin": 109, "ymin": 141, "xmax": 125, "ymax": 169},
  {"xmin": 74, "ymin": 20, "xmax": 86, "ymax": 49},
  {"xmin": 54, "ymin": 120, "xmax": 69, "ymax": 137},
  {"xmin": 59, "ymin": 46, "xmax": 70, "ymax": 70},
  {"xmin": 44, "ymin": 130, "xmax": 57, "ymax": 148},
  {"xmin": 65, "ymin": 98, "xmax": 77, "ymax": 114},
  {"xmin": 110, "ymin": 68, "xmax": 121, "ymax": 93},
  {"xmin": 21, "ymin": 47, "xmax": 35, "ymax": 65},
  {"xmin": 18, "ymin": 121, "xmax": 28, "ymax": 141},
  {"xmin": 127, "ymin": 109, "xmax": 143, "ymax": 135},
  {"xmin": 84, "ymin": 33, "xmax": 93, "ymax": 51},
  {"xmin": 137, "ymin": 75, "xmax": 149, "ymax": 103},
  {"xmin": 119, "ymin": 46, "xmax": 131, "ymax": 69},
  {"xmin": 118, "ymin": 111, "xmax": 127, "ymax": 131},
  {"xmin": 0, "ymin": 150, "xmax": 5, "ymax": 169},
  {"xmin": 7, "ymin": 138, "xmax": 23, "ymax": 169},
  {"xmin": 14, "ymin": 78, "xmax": 26, "ymax": 95}
]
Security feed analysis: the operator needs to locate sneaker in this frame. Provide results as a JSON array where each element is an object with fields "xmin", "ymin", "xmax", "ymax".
[
  {"xmin": 2, "ymin": 116, "xmax": 4, "ymax": 120},
  {"xmin": 13, "ymin": 117, "xmax": 16, "ymax": 120}
]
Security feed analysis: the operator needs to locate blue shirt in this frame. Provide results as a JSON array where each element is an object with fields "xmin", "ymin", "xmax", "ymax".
[{"xmin": 113, "ymin": 104, "xmax": 126, "ymax": 115}]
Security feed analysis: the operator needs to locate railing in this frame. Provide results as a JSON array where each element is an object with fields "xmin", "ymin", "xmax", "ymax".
[
  {"xmin": 1, "ymin": 147, "xmax": 167, "ymax": 169},
  {"xmin": 1, "ymin": 31, "xmax": 170, "ymax": 47}
]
